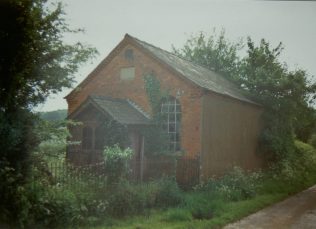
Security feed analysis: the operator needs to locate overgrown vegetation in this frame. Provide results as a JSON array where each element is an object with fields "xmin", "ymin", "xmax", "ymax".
[
  {"xmin": 103, "ymin": 145, "xmax": 133, "ymax": 184},
  {"xmin": 1, "ymin": 1, "xmax": 316, "ymax": 226},
  {"xmin": 0, "ymin": 0, "xmax": 96, "ymax": 226},
  {"xmin": 53, "ymin": 139, "xmax": 311, "ymax": 229},
  {"xmin": 142, "ymin": 73, "xmax": 172, "ymax": 155},
  {"xmin": 2, "ymin": 114, "xmax": 316, "ymax": 228},
  {"xmin": 86, "ymin": 140, "xmax": 316, "ymax": 229},
  {"xmin": 173, "ymin": 29, "xmax": 316, "ymax": 159}
]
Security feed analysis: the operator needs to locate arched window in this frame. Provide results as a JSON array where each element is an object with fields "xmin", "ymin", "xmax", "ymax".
[
  {"xmin": 161, "ymin": 97, "xmax": 181, "ymax": 152},
  {"xmin": 94, "ymin": 125, "xmax": 106, "ymax": 150},
  {"xmin": 82, "ymin": 126, "xmax": 93, "ymax": 150}
]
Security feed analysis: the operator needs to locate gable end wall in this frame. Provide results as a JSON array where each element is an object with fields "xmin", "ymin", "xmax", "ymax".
[{"xmin": 67, "ymin": 43, "xmax": 203, "ymax": 158}]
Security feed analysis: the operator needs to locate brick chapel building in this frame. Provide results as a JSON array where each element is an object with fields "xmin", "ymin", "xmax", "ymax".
[{"xmin": 65, "ymin": 34, "xmax": 264, "ymax": 183}]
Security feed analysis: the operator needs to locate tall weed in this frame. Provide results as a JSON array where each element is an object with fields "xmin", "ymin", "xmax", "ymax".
[{"xmin": 195, "ymin": 166, "xmax": 262, "ymax": 201}]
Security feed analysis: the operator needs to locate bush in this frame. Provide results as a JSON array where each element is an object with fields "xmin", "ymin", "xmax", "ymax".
[
  {"xmin": 216, "ymin": 167, "xmax": 262, "ymax": 201},
  {"xmin": 259, "ymin": 140, "xmax": 316, "ymax": 195},
  {"xmin": 190, "ymin": 201, "xmax": 213, "ymax": 220},
  {"xmin": 28, "ymin": 184, "xmax": 81, "ymax": 228},
  {"xmin": 0, "ymin": 160, "xmax": 31, "ymax": 228},
  {"xmin": 154, "ymin": 177, "xmax": 184, "ymax": 208},
  {"xmin": 273, "ymin": 141, "xmax": 316, "ymax": 188},
  {"xmin": 105, "ymin": 177, "xmax": 184, "ymax": 217},
  {"xmin": 103, "ymin": 145, "xmax": 133, "ymax": 184},
  {"xmin": 185, "ymin": 192, "xmax": 224, "ymax": 220},
  {"xmin": 106, "ymin": 180, "xmax": 148, "ymax": 217},
  {"xmin": 195, "ymin": 167, "xmax": 262, "ymax": 201}
]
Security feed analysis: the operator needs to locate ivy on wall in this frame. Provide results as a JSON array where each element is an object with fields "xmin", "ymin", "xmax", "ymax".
[{"xmin": 143, "ymin": 73, "xmax": 172, "ymax": 156}]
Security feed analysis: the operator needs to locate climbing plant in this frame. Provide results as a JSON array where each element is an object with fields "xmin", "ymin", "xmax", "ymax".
[
  {"xmin": 144, "ymin": 73, "xmax": 168, "ymax": 117},
  {"xmin": 143, "ymin": 73, "xmax": 172, "ymax": 156}
]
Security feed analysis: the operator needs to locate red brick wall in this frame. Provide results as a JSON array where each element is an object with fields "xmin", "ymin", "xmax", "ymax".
[{"xmin": 67, "ymin": 42, "xmax": 203, "ymax": 158}]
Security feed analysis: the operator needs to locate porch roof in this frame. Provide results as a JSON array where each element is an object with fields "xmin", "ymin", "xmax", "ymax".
[{"xmin": 69, "ymin": 95, "xmax": 151, "ymax": 125}]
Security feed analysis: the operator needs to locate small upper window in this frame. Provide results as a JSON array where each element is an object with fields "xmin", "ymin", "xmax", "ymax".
[
  {"xmin": 120, "ymin": 67, "xmax": 135, "ymax": 81},
  {"xmin": 124, "ymin": 49, "xmax": 134, "ymax": 61}
]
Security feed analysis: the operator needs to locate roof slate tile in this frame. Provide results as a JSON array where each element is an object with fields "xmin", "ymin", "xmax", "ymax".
[
  {"xmin": 90, "ymin": 95, "xmax": 151, "ymax": 125},
  {"xmin": 129, "ymin": 34, "xmax": 255, "ymax": 105}
]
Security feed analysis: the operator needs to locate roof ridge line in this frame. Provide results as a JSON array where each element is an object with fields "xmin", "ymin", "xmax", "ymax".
[{"xmin": 127, "ymin": 34, "xmax": 219, "ymax": 74}]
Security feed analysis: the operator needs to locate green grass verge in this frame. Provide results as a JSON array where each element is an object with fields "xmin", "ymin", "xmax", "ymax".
[{"xmin": 80, "ymin": 192, "xmax": 288, "ymax": 229}]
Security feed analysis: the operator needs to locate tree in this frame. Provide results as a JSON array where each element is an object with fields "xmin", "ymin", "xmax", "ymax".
[
  {"xmin": 0, "ymin": 0, "xmax": 96, "ymax": 224},
  {"xmin": 174, "ymin": 31, "xmax": 316, "ymax": 159},
  {"xmin": 39, "ymin": 109, "xmax": 67, "ymax": 121},
  {"xmin": 0, "ymin": 0, "xmax": 97, "ymax": 172},
  {"xmin": 172, "ymin": 29, "xmax": 243, "ymax": 82}
]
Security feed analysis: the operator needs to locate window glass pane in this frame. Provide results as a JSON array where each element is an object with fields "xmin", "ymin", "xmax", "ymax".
[
  {"xmin": 160, "ymin": 97, "xmax": 181, "ymax": 152},
  {"xmin": 176, "ymin": 113, "xmax": 181, "ymax": 121},
  {"xmin": 169, "ymin": 123, "xmax": 175, "ymax": 132},
  {"xmin": 169, "ymin": 114, "xmax": 175, "ymax": 122},
  {"xmin": 161, "ymin": 104, "xmax": 168, "ymax": 112},
  {"xmin": 169, "ymin": 105, "xmax": 175, "ymax": 112}
]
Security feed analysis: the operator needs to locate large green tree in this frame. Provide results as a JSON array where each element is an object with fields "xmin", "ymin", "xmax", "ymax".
[
  {"xmin": 0, "ymin": 0, "xmax": 96, "ymax": 223},
  {"xmin": 174, "ymin": 31, "xmax": 316, "ymax": 158},
  {"xmin": 173, "ymin": 30, "xmax": 242, "ymax": 82},
  {"xmin": 240, "ymin": 39, "xmax": 316, "ymax": 157},
  {"xmin": 0, "ymin": 0, "xmax": 97, "ymax": 171}
]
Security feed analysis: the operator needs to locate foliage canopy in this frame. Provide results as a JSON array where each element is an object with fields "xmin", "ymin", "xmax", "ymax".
[
  {"xmin": 0, "ymin": 0, "xmax": 97, "ymax": 169},
  {"xmin": 173, "ymin": 30, "xmax": 316, "ymax": 158},
  {"xmin": 0, "ymin": 0, "xmax": 97, "ymax": 111},
  {"xmin": 0, "ymin": 0, "xmax": 96, "ymax": 223}
]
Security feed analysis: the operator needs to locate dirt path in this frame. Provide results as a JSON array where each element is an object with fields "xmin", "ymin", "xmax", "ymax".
[{"xmin": 224, "ymin": 185, "xmax": 316, "ymax": 229}]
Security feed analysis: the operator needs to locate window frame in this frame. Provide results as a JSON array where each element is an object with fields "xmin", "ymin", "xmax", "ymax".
[{"xmin": 160, "ymin": 97, "xmax": 181, "ymax": 152}]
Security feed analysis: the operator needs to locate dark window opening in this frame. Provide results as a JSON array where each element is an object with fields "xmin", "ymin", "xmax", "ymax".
[
  {"xmin": 95, "ymin": 126, "xmax": 106, "ymax": 150},
  {"xmin": 124, "ymin": 49, "xmax": 134, "ymax": 61},
  {"xmin": 82, "ymin": 126, "xmax": 93, "ymax": 150}
]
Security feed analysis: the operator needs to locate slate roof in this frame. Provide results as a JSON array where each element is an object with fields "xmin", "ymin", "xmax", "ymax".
[
  {"xmin": 66, "ymin": 34, "xmax": 256, "ymax": 105},
  {"xmin": 128, "ymin": 34, "xmax": 255, "ymax": 105},
  {"xmin": 70, "ymin": 95, "xmax": 151, "ymax": 125}
]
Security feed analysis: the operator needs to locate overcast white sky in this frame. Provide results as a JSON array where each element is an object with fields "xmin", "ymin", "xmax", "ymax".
[{"xmin": 36, "ymin": 0, "xmax": 316, "ymax": 112}]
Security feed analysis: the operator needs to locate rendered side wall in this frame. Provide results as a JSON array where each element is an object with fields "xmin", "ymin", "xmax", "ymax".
[{"xmin": 200, "ymin": 93, "xmax": 264, "ymax": 180}]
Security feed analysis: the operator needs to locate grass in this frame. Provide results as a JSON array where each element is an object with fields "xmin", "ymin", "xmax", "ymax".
[{"xmin": 77, "ymin": 192, "xmax": 288, "ymax": 229}]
